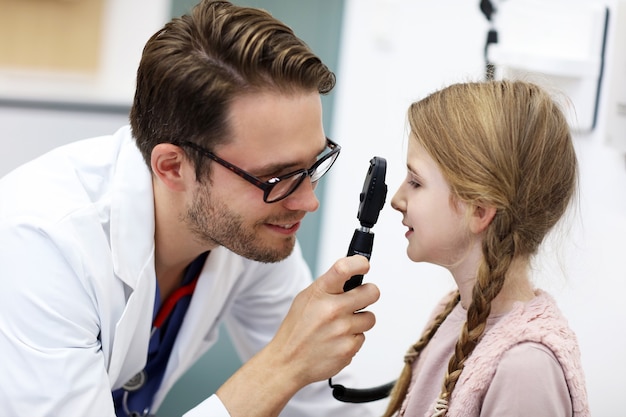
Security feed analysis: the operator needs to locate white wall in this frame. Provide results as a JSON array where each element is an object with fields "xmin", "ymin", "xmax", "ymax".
[
  {"xmin": 0, "ymin": 107, "xmax": 130, "ymax": 177},
  {"xmin": 318, "ymin": 0, "xmax": 626, "ymax": 415},
  {"xmin": 0, "ymin": 0, "xmax": 170, "ymax": 174}
]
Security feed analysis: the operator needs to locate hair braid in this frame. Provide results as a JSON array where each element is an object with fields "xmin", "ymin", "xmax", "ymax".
[
  {"xmin": 382, "ymin": 291, "xmax": 460, "ymax": 417},
  {"xmin": 388, "ymin": 79, "xmax": 577, "ymax": 417},
  {"xmin": 433, "ymin": 213, "xmax": 516, "ymax": 416}
]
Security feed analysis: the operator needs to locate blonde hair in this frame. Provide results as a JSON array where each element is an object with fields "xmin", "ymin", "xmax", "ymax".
[{"xmin": 383, "ymin": 80, "xmax": 578, "ymax": 416}]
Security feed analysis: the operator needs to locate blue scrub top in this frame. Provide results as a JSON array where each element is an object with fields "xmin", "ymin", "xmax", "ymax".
[{"xmin": 112, "ymin": 251, "xmax": 209, "ymax": 417}]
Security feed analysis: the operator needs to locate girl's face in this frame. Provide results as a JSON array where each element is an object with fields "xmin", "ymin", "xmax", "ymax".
[{"xmin": 391, "ymin": 139, "xmax": 472, "ymax": 268}]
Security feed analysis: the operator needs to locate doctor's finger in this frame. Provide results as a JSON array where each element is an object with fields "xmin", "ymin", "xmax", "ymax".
[
  {"xmin": 316, "ymin": 255, "xmax": 370, "ymax": 295},
  {"xmin": 350, "ymin": 309, "xmax": 377, "ymax": 334}
]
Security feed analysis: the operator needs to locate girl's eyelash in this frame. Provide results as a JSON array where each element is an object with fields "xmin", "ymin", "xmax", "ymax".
[{"xmin": 405, "ymin": 171, "xmax": 421, "ymax": 188}]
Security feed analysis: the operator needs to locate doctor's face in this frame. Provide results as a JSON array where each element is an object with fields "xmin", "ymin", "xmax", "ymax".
[{"xmin": 182, "ymin": 90, "xmax": 326, "ymax": 263}]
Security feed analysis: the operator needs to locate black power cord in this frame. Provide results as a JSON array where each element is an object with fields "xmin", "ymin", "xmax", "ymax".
[
  {"xmin": 480, "ymin": 0, "xmax": 499, "ymax": 80},
  {"xmin": 329, "ymin": 378, "xmax": 396, "ymax": 403}
]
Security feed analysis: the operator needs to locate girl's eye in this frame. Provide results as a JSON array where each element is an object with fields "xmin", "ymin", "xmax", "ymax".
[
  {"xmin": 405, "ymin": 172, "xmax": 421, "ymax": 188},
  {"xmin": 408, "ymin": 180, "xmax": 421, "ymax": 188}
]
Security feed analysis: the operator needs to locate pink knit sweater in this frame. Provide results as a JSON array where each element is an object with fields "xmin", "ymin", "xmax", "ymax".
[{"xmin": 443, "ymin": 290, "xmax": 590, "ymax": 417}]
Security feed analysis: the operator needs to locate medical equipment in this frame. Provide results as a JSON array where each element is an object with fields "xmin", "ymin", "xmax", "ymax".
[{"xmin": 328, "ymin": 156, "xmax": 396, "ymax": 403}]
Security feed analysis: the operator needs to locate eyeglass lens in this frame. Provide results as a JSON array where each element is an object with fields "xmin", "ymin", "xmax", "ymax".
[{"xmin": 265, "ymin": 149, "xmax": 338, "ymax": 202}]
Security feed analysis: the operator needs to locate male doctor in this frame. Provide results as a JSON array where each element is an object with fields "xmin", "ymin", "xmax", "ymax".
[{"xmin": 0, "ymin": 1, "xmax": 379, "ymax": 416}]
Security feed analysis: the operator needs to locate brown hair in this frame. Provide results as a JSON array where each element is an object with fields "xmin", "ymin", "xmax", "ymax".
[
  {"xmin": 130, "ymin": 0, "xmax": 335, "ymax": 177},
  {"xmin": 383, "ymin": 80, "xmax": 578, "ymax": 416}
]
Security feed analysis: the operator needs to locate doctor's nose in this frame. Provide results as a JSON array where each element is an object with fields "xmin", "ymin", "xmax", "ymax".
[{"xmin": 282, "ymin": 178, "xmax": 320, "ymax": 212}]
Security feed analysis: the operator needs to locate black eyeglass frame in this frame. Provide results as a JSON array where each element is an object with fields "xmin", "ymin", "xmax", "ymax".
[{"xmin": 178, "ymin": 138, "xmax": 341, "ymax": 203}]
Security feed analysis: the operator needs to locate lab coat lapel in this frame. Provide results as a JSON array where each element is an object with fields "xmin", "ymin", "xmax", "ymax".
[
  {"xmin": 110, "ymin": 128, "xmax": 155, "ymax": 288},
  {"xmin": 109, "ymin": 262, "xmax": 156, "ymax": 388},
  {"xmin": 107, "ymin": 128, "xmax": 157, "ymax": 387}
]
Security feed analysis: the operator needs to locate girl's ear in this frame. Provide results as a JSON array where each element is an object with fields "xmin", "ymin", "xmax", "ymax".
[
  {"xmin": 151, "ymin": 143, "xmax": 190, "ymax": 192},
  {"xmin": 470, "ymin": 204, "xmax": 497, "ymax": 234}
]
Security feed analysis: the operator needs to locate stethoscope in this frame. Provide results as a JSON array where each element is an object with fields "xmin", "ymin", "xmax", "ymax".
[
  {"xmin": 119, "ymin": 241, "xmax": 396, "ymax": 413},
  {"xmin": 121, "ymin": 273, "xmax": 200, "ymax": 417},
  {"xmin": 121, "ymin": 371, "xmax": 151, "ymax": 417}
]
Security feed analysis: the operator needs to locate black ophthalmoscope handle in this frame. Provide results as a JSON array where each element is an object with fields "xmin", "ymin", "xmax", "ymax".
[
  {"xmin": 343, "ymin": 229, "xmax": 375, "ymax": 292},
  {"xmin": 330, "ymin": 156, "xmax": 396, "ymax": 403},
  {"xmin": 333, "ymin": 229, "xmax": 396, "ymax": 402}
]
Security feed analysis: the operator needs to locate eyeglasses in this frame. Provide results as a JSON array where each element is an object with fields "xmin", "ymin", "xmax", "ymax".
[{"xmin": 178, "ymin": 138, "xmax": 341, "ymax": 203}]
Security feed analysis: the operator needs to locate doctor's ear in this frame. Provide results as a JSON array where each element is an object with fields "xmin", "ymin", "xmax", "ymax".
[
  {"xmin": 151, "ymin": 144, "xmax": 192, "ymax": 191},
  {"xmin": 469, "ymin": 204, "xmax": 497, "ymax": 234}
]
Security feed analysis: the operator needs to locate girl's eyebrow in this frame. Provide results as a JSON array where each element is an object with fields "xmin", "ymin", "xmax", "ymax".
[{"xmin": 407, "ymin": 163, "xmax": 424, "ymax": 182}]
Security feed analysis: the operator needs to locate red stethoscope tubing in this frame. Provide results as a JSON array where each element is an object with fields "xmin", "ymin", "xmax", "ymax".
[
  {"xmin": 123, "ymin": 273, "xmax": 201, "ymax": 417},
  {"xmin": 152, "ymin": 274, "xmax": 200, "ymax": 330}
]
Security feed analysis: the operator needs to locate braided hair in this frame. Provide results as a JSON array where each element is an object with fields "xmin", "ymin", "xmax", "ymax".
[{"xmin": 383, "ymin": 80, "xmax": 577, "ymax": 416}]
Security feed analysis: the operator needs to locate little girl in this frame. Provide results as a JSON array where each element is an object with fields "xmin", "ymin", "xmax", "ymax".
[{"xmin": 384, "ymin": 80, "xmax": 590, "ymax": 417}]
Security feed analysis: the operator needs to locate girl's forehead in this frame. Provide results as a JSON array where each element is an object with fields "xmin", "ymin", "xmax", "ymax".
[
  {"xmin": 407, "ymin": 140, "xmax": 452, "ymax": 189},
  {"xmin": 407, "ymin": 140, "xmax": 434, "ymax": 170}
]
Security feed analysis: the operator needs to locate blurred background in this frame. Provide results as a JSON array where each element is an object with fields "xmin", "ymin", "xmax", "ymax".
[{"xmin": 1, "ymin": 0, "xmax": 624, "ymax": 415}]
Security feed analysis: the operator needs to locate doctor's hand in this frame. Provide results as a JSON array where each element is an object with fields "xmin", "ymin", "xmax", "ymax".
[
  {"xmin": 271, "ymin": 254, "xmax": 380, "ymax": 383},
  {"xmin": 216, "ymin": 255, "xmax": 380, "ymax": 417}
]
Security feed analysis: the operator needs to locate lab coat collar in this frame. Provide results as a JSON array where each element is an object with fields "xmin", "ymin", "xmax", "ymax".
[
  {"xmin": 107, "ymin": 127, "xmax": 157, "ymax": 385},
  {"xmin": 109, "ymin": 126, "xmax": 156, "ymax": 290}
]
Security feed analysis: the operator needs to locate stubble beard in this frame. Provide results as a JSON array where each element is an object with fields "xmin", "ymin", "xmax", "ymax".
[{"xmin": 183, "ymin": 185, "xmax": 296, "ymax": 263}]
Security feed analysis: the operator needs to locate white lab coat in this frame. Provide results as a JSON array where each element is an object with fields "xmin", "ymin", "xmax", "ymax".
[{"xmin": 0, "ymin": 126, "xmax": 371, "ymax": 417}]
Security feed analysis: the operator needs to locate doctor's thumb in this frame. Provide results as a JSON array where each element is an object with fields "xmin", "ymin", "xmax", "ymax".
[{"xmin": 316, "ymin": 255, "xmax": 371, "ymax": 295}]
